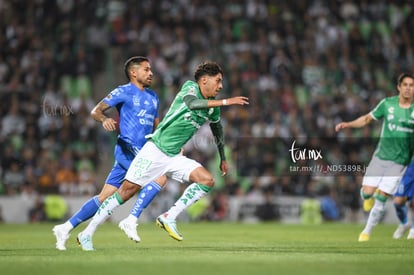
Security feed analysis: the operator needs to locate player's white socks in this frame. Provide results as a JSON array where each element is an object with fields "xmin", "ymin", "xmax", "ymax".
[
  {"xmin": 124, "ymin": 214, "xmax": 138, "ymax": 224},
  {"xmin": 165, "ymin": 183, "xmax": 210, "ymax": 220},
  {"xmin": 82, "ymin": 193, "xmax": 123, "ymax": 236},
  {"xmin": 62, "ymin": 221, "xmax": 74, "ymax": 233},
  {"xmin": 362, "ymin": 198, "xmax": 386, "ymax": 235}
]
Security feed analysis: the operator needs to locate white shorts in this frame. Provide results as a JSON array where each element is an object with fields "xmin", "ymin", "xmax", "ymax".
[
  {"xmin": 125, "ymin": 141, "xmax": 202, "ymax": 187},
  {"xmin": 362, "ymin": 156, "xmax": 406, "ymax": 194}
]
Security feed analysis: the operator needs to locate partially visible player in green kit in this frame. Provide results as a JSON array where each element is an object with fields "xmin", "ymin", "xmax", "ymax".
[
  {"xmin": 335, "ymin": 73, "xmax": 414, "ymax": 242},
  {"xmin": 77, "ymin": 61, "xmax": 249, "ymax": 250}
]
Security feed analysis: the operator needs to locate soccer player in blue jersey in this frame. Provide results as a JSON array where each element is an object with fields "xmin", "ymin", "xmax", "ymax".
[
  {"xmin": 53, "ymin": 56, "xmax": 166, "ymax": 250},
  {"xmin": 392, "ymin": 159, "xmax": 414, "ymax": 239}
]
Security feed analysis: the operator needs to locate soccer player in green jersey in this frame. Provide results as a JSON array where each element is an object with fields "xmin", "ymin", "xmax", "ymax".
[
  {"xmin": 335, "ymin": 73, "xmax": 414, "ymax": 242},
  {"xmin": 77, "ymin": 61, "xmax": 249, "ymax": 250}
]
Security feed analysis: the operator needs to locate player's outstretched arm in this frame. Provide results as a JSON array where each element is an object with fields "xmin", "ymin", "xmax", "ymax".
[
  {"xmin": 184, "ymin": 95, "xmax": 249, "ymax": 110},
  {"xmin": 335, "ymin": 113, "xmax": 373, "ymax": 132}
]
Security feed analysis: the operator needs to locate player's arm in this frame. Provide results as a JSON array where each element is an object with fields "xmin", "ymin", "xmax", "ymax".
[
  {"xmin": 335, "ymin": 113, "xmax": 374, "ymax": 132},
  {"xmin": 210, "ymin": 121, "xmax": 229, "ymax": 176},
  {"xmin": 153, "ymin": 117, "xmax": 160, "ymax": 132},
  {"xmin": 183, "ymin": 95, "xmax": 249, "ymax": 110},
  {"xmin": 90, "ymin": 100, "xmax": 117, "ymax": 131}
]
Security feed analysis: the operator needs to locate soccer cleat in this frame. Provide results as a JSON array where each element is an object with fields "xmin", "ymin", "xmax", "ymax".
[
  {"xmin": 156, "ymin": 214, "xmax": 183, "ymax": 241},
  {"xmin": 362, "ymin": 189, "xmax": 379, "ymax": 212},
  {"xmin": 77, "ymin": 232, "xmax": 94, "ymax": 251},
  {"xmin": 407, "ymin": 229, "xmax": 414, "ymax": 240},
  {"xmin": 118, "ymin": 219, "xmax": 141, "ymax": 243},
  {"xmin": 362, "ymin": 197, "xmax": 374, "ymax": 212},
  {"xmin": 53, "ymin": 224, "xmax": 70, "ymax": 251},
  {"xmin": 358, "ymin": 232, "xmax": 370, "ymax": 242},
  {"xmin": 393, "ymin": 223, "xmax": 411, "ymax": 239}
]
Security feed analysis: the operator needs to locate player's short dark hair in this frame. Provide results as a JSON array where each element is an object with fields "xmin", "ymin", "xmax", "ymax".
[
  {"xmin": 124, "ymin": 56, "xmax": 149, "ymax": 80},
  {"xmin": 194, "ymin": 61, "xmax": 223, "ymax": 82},
  {"xmin": 397, "ymin": 73, "xmax": 414, "ymax": 86}
]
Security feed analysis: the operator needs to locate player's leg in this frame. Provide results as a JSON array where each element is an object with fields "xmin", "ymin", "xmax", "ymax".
[
  {"xmin": 393, "ymin": 197, "xmax": 411, "ymax": 239},
  {"xmin": 53, "ymin": 184, "xmax": 117, "ymax": 250},
  {"xmin": 77, "ymin": 180, "xmax": 141, "ymax": 250},
  {"xmin": 119, "ymin": 175, "xmax": 167, "ymax": 242},
  {"xmin": 157, "ymin": 159, "xmax": 214, "ymax": 241},
  {"xmin": 78, "ymin": 143, "xmax": 160, "ymax": 250},
  {"xmin": 359, "ymin": 158, "xmax": 380, "ymax": 211},
  {"xmin": 393, "ymin": 164, "xmax": 414, "ymax": 239},
  {"xmin": 408, "ymin": 199, "xmax": 414, "ymax": 239},
  {"xmin": 53, "ymin": 161, "xmax": 126, "ymax": 250},
  {"xmin": 359, "ymin": 190, "xmax": 389, "ymax": 241},
  {"xmin": 359, "ymin": 161, "xmax": 404, "ymax": 241}
]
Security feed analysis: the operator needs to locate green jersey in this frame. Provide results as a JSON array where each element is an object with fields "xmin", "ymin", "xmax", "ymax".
[
  {"xmin": 149, "ymin": 80, "xmax": 220, "ymax": 156},
  {"xmin": 370, "ymin": 96, "xmax": 414, "ymax": 165}
]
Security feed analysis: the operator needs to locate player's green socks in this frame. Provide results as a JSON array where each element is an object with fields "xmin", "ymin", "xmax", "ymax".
[
  {"xmin": 82, "ymin": 192, "xmax": 124, "ymax": 236},
  {"xmin": 166, "ymin": 183, "xmax": 211, "ymax": 220},
  {"xmin": 360, "ymin": 188, "xmax": 372, "ymax": 200}
]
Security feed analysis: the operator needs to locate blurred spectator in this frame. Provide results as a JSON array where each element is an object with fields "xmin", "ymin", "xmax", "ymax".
[
  {"xmin": 319, "ymin": 185, "xmax": 341, "ymax": 221},
  {"xmin": 55, "ymin": 163, "xmax": 77, "ymax": 196},
  {"xmin": 3, "ymin": 160, "xmax": 25, "ymax": 195},
  {"xmin": 76, "ymin": 158, "xmax": 96, "ymax": 196},
  {"xmin": 1, "ymin": 98, "xmax": 25, "ymax": 139}
]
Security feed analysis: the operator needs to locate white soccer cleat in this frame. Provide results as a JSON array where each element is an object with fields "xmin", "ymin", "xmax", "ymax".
[
  {"xmin": 393, "ymin": 223, "xmax": 411, "ymax": 239},
  {"xmin": 77, "ymin": 232, "xmax": 94, "ymax": 251},
  {"xmin": 53, "ymin": 224, "xmax": 70, "ymax": 251},
  {"xmin": 118, "ymin": 218, "xmax": 141, "ymax": 243},
  {"xmin": 407, "ymin": 229, "xmax": 414, "ymax": 240}
]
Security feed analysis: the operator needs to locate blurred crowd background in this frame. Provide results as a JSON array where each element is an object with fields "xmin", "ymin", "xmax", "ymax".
[{"xmin": 0, "ymin": 0, "xmax": 413, "ymax": 223}]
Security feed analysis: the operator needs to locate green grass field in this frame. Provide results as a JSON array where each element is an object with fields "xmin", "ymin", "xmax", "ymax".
[{"xmin": 0, "ymin": 222, "xmax": 413, "ymax": 275}]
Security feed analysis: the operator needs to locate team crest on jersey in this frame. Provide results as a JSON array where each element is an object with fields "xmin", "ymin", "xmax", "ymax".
[
  {"xmin": 388, "ymin": 107, "xmax": 394, "ymax": 114},
  {"xmin": 188, "ymin": 86, "xmax": 196, "ymax": 95},
  {"xmin": 133, "ymin": 95, "xmax": 140, "ymax": 106}
]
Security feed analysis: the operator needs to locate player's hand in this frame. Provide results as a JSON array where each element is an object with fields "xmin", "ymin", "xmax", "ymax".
[
  {"xmin": 102, "ymin": 117, "xmax": 118, "ymax": 131},
  {"xmin": 220, "ymin": 160, "xmax": 229, "ymax": 176},
  {"xmin": 335, "ymin": 122, "xmax": 348, "ymax": 132},
  {"xmin": 226, "ymin": 96, "xmax": 249, "ymax": 106}
]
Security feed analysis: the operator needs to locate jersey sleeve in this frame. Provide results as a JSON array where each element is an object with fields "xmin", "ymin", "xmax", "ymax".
[
  {"xmin": 103, "ymin": 87, "xmax": 125, "ymax": 107},
  {"xmin": 370, "ymin": 98, "xmax": 386, "ymax": 120},
  {"xmin": 180, "ymin": 80, "xmax": 199, "ymax": 98}
]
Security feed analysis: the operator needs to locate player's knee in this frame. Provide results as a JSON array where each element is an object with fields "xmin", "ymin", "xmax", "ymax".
[
  {"xmin": 155, "ymin": 175, "xmax": 168, "ymax": 187},
  {"xmin": 393, "ymin": 196, "xmax": 406, "ymax": 205},
  {"xmin": 119, "ymin": 180, "xmax": 141, "ymax": 200},
  {"xmin": 190, "ymin": 167, "xmax": 214, "ymax": 187},
  {"xmin": 200, "ymin": 174, "xmax": 215, "ymax": 188}
]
